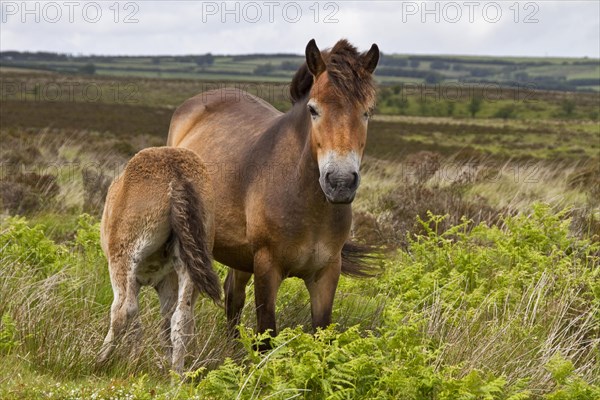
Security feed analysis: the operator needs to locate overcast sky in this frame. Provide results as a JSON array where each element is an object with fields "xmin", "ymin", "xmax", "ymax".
[{"xmin": 1, "ymin": 1, "xmax": 599, "ymax": 58}]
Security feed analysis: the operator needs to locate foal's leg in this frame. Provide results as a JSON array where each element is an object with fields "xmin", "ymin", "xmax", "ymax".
[
  {"xmin": 155, "ymin": 271, "xmax": 178, "ymax": 362},
  {"xmin": 253, "ymin": 248, "xmax": 282, "ymax": 349},
  {"xmin": 170, "ymin": 261, "xmax": 199, "ymax": 373},
  {"xmin": 304, "ymin": 258, "xmax": 341, "ymax": 331},
  {"xmin": 98, "ymin": 256, "xmax": 141, "ymax": 364},
  {"xmin": 224, "ymin": 269, "xmax": 252, "ymax": 335}
]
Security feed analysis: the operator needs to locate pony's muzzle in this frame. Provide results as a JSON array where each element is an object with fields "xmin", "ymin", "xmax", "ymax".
[
  {"xmin": 319, "ymin": 164, "xmax": 361, "ymax": 204},
  {"xmin": 324, "ymin": 170, "xmax": 360, "ymax": 204}
]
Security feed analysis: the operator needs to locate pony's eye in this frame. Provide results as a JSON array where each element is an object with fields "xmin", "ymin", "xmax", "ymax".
[
  {"xmin": 364, "ymin": 111, "xmax": 370, "ymax": 119},
  {"xmin": 308, "ymin": 105, "xmax": 319, "ymax": 117}
]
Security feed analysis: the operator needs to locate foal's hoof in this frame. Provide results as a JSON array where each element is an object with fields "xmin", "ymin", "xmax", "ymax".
[
  {"xmin": 94, "ymin": 355, "xmax": 111, "ymax": 372},
  {"xmin": 95, "ymin": 346, "xmax": 113, "ymax": 367}
]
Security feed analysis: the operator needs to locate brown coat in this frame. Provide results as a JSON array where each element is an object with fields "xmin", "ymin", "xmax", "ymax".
[{"xmin": 98, "ymin": 146, "xmax": 220, "ymax": 372}]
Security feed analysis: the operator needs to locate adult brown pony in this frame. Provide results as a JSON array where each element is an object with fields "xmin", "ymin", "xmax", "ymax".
[
  {"xmin": 167, "ymin": 39, "xmax": 379, "ymax": 343},
  {"xmin": 97, "ymin": 147, "xmax": 221, "ymax": 372}
]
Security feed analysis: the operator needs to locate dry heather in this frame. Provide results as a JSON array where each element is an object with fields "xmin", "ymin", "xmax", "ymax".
[{"xmin": 353, "ymin": 152, "xmax": 599, "ymax": 249}]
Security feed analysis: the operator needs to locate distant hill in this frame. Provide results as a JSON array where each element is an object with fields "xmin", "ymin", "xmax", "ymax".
[{"xmin": 1, "ymin": 50, "xmax": 598, "ymax": 91}]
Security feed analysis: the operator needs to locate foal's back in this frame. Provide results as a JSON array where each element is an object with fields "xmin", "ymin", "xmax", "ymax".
[{"xmin": 101, "ymin": 147, "xmax": 214, "ymax": 268}]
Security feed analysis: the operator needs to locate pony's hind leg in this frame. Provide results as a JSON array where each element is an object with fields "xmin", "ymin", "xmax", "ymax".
[
  {"xmin": 224, "ymin": 269, "xmax": 252, "ymax": 336},
  {"xmin": 155, "ymin": 271, "xmax": 178, "ymax": 363},
  {"xmin": 97, "ymin": 256, "xmax": 141, "ymax": 365},
  {"xmin": 170, "ymin": 257, "xmax": 199, "ymax": 373}
]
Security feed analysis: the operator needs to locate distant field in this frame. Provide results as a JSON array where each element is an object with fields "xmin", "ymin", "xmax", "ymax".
[
  {"xmin": 2, "ymin": 70, "xmax": 599, "ymax": 121},
  {"xmin": 2, "ymin": 51, "xmax": 598, "ymax": 90}
]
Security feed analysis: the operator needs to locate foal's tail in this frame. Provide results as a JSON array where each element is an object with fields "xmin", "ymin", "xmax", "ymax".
[
  {"xmin": 169, "ymin": 178, "xmax": 222, "ymax": 303},
  {"xmin": 341, "ymin": 242, "xmax": 381, "ymax": 278}
]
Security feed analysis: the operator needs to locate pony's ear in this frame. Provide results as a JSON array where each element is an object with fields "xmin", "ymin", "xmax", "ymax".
[
  {"xmin": 362, "ymin": 43, "xmax": 380, "ymax": 74},
  {"xmin": 305, "ymin": 39, "xmax": 326, "ymax": 77}
]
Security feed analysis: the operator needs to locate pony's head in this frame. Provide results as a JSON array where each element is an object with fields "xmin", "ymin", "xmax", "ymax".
[{"xmin": 291, "ymin": 39, "xmax": 379, "ymax": 204}]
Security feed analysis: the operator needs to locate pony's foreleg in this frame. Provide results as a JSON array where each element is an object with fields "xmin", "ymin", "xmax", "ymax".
[
  {"xmin": 224, "ymin": 269, "xmax": 252, "ymax": 336},
  {"xmin": 170, "ymin": 260, "xmax": 199, "ymax": 373},
  {"xmin": 97, "ymin": 257, "xmax": 141, "ymax": 365},
  {"xmin": 304, "ymin": 257, "xmax": 341, "ymax": 331},
  {"xmin": 253, "ymin": 248, "xmax": 282, "ymax": 349},
  {"xmin": 155, "ymin": 271, "xmax": 178, "ymax": 363}
]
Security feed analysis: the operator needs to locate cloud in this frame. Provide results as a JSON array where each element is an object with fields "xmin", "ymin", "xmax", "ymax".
[{"xmin": 0, "ymin": 1, "xmax": 598, "ymax": 57}]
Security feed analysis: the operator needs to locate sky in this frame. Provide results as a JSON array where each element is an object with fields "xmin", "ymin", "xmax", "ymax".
[{"xmin": 1, "ymin": 1, "xmax": 599, "ymax": 58}]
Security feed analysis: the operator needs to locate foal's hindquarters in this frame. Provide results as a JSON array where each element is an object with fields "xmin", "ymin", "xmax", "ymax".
[{"xmin": 97, "ymin": 147, "xmax": 221, "ymax": 373}]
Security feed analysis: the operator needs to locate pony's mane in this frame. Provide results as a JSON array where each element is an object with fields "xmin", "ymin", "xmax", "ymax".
[{"xmin": 290, "ymin": 39, "xmax": 376, "ymax": 107}]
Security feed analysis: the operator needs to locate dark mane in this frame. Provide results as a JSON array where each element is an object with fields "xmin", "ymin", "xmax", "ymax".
[{"xmin": 290, "ymin": 39, "xmax": 377, "ymax": 107}]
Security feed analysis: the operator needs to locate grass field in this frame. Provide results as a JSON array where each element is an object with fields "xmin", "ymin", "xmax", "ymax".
[
  {"xmin": 0, "ymin": 68, "xmax": 599, "ymax": 399},
  {"xmin": 2, "ymin": 51, "xmax": 599, "ymax": 90},
  {"xmin": 2, "ymin": 70, "xmax": 599, "ymax": 119}
]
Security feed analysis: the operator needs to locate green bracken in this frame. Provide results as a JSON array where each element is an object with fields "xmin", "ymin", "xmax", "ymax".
[{"xmin": 0, "ymin": 204, "xmax": 598, "ymax": 399}]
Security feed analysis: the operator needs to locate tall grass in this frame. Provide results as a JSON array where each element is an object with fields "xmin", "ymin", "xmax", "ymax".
[
  {"xmin": 1, "ymin": 116, "xmax": 599, "ymax": 398},
  {"xmin": 1, "ymin": 205, "xmax": 598, "ymax": 399},
  {"xmin": 0, "ymin": 216, "xmax": 244, "ymax": 380}
]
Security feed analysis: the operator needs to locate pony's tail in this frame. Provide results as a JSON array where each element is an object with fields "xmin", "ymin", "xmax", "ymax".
[
  {"xmin": 341, "ymin": 242, "xmax": 381, "ymax": 278},
  {"xmin": 169, "ymin": 178, "xmax": 222, "ymax": 303}
]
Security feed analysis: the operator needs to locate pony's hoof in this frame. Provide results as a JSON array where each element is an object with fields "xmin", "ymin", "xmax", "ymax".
[{"xmin": 253, "ymin": 337, "xmax": 273, "ymax": 353}]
